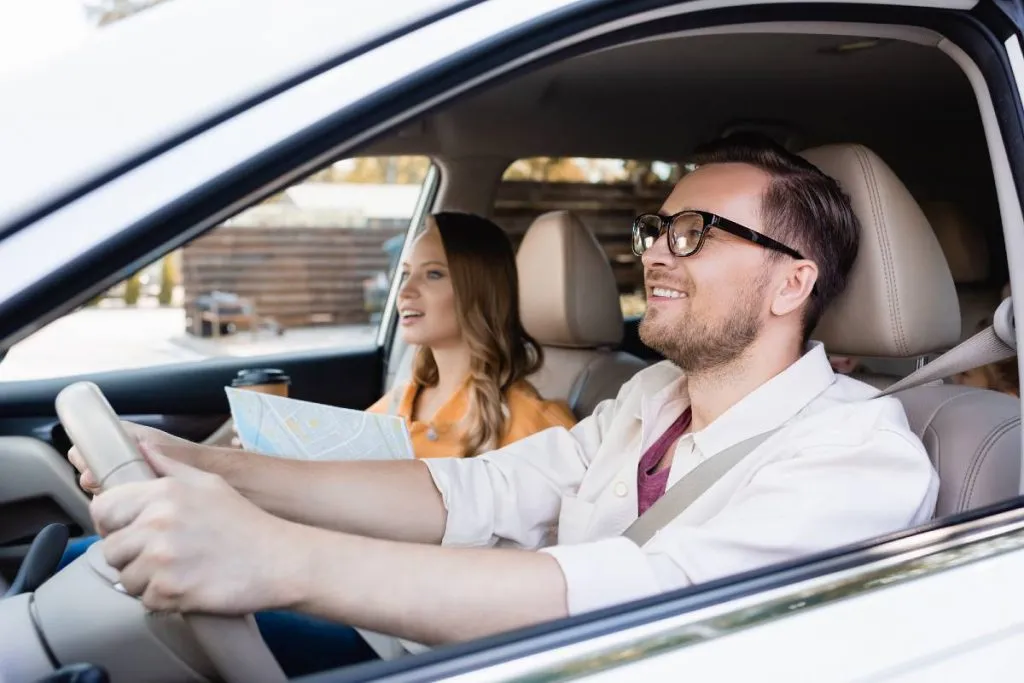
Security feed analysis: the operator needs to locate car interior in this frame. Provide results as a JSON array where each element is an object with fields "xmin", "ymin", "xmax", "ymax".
[{"xmin": 1, "ymin": 14, "xmax": 1023, "ymax": 683}]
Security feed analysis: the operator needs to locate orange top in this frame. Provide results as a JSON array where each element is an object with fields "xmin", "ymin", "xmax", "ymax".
[{"xmin": 367, "ymin": 379, "xmax": 577, "ymax": 458}]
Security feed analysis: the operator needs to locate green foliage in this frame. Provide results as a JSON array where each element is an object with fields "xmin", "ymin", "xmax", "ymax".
[
  {"xmin": 157, "ymin": 255, "xmax": 178, "ymax": 306},
  {"xmin": 123, "ymin": 273, "xmax": 142, "ymax": 306}
]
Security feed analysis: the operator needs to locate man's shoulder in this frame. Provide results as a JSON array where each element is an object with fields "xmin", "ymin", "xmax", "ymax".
[{"xmin": 794, "ymin": 374, "xmax": 920, "ymax": 449}]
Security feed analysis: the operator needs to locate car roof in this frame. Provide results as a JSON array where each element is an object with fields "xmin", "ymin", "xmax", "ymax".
[{"xmin": 0, "ymin": 0, "xmax": 464, "ymax": 232}]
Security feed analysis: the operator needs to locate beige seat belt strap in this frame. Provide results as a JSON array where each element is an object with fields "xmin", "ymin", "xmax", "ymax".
[{"xmin": 622, "ymin": 427, "xmax": 781, "ymax": 546}]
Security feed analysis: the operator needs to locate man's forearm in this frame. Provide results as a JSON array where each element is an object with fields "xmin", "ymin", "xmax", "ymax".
[
  {"xmin": 162, "ymin": 441, "xmax": 447, "ymax": 544},
  {"xmin": 284, "ymin": 525, "xmax": 569, "ymax": 645}
]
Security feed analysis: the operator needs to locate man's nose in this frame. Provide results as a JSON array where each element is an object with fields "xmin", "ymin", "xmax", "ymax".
[{"xmin": 641, "ymin": 231, "xmax": 674, "ymax": 269}]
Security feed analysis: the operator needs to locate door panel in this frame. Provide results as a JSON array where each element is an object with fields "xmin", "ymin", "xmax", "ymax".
[
  {"xmin": 0, "ymin": 437, "xmax": 92, "ymax": 585},
  {"xmin": 0, "ymin": 345, "xmax": 384, "ymax": 429},
  {"xmin": 0, "ymin": 344, "xmax": 383, "ymax": 580}
]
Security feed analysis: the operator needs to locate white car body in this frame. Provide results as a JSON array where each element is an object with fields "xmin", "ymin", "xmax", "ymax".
[{"xmin": 1, "ymin": 1, "xmax": 1023, "ymax": 681}]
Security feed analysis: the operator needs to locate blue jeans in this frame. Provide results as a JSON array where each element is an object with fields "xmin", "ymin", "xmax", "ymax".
[{"xmin": 60, "ymin": 536, "xmax": 378, "ymax": 678}]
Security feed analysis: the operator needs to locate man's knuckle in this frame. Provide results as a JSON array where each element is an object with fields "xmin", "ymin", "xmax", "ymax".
[{"xmin": 147, "ymin": 538, "xmax": 179, "ymax": 566}]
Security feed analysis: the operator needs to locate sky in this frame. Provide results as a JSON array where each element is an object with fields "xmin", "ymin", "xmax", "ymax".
[{"xmin": 0, "ymin": 0, "xmax": 93, "ymax": 80}]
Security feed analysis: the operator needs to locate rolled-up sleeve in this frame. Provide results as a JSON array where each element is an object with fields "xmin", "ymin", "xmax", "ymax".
[
  {"xmin": 423, "ymin": 396, "xmax": 620, "ymax": 550},
  {"xmin": 541, "ymin": 427, "xmax": 939, "ymax": 616}
]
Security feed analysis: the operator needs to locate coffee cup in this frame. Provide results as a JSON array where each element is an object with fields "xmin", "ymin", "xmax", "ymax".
[{"xmin": 230, "ymin": 368, "xmax": 291, "ymax": 397}]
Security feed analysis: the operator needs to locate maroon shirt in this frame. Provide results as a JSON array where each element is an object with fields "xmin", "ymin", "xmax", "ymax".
[{"xmin": 636, "ymin": 408, "xmax": 693, "ymax": 515}]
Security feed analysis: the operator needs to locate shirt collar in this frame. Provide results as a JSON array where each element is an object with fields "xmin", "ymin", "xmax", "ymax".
[
  {"xmin": 638, "ymin": 341, "xmax": 837, "ymax": 456},
  {"xmin": 695, "ymin": 341, "xmax": 836, "ymax": 456}
]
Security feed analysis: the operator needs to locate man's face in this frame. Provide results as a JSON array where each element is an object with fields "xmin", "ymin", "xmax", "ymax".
[{"xmin": 639, "ymin": 163, "xmax": 776, "ymax": 373}]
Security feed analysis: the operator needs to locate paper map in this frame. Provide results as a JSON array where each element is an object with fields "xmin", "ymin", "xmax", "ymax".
[{"xmin": 225, "ymin": 388, "xmax": 414, "ymax": 461}]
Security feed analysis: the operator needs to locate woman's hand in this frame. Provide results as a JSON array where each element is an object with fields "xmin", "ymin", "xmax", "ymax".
[{"xmin": 68, "ymin": 421, "xmax": 198, "ymax": 496}]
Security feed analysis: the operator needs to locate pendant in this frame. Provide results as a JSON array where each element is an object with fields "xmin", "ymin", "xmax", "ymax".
[{"xmin": 427, "ymin": 426, "xmax": 438, "ymax": 441}]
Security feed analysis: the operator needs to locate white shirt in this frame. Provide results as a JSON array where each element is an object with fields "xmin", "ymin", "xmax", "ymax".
[{"xmin": 424, "ymin": 342, "xmax": 939, "ymax": 616}]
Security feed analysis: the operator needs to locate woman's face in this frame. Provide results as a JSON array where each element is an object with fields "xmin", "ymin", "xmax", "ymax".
[{"xmin": 397, "ymin": 223, "xmax": 461, "ymax": 348}]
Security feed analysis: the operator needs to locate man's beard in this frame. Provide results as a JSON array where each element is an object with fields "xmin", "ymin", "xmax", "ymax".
[{"xmin": 639, "ymin": 284, "xmax": 765, "ymax": 375}]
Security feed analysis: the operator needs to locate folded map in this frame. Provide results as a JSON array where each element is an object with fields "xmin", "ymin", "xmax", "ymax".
[{"xmin": 225, "ymin": 388, "xmax": 414, "ymax": 461}]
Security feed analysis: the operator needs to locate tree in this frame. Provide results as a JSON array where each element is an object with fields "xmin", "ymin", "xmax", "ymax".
[
  {"xmin": 123, "ymin": 273, "xmax": 142, "ymax": 306},
  {"xmin": 306, "ymin": 156, "xmax": 431, "ymax": 184},
  {"xmin": 157, "ymin": 253, "xmax": 180, "ymax": 306},
  {"xmin": 502, "ymin": 157, "xmax": 590, "ymax": 182}
]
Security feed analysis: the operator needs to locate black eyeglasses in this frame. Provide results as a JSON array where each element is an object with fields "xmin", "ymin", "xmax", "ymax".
[{"xmin": 631, "ymin": 210, "xmax": 806, "ymax": 261}]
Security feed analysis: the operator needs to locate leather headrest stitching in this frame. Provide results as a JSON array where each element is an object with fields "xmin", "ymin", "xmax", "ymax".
[{"xmin": 801, "ymin": 144, "xmax": 960, "ymax": 357}]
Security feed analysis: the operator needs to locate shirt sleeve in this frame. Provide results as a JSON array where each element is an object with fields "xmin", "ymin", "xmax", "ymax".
[
  {"xmin": 540, "ymin": 427, "xmax": 939, "ymax": 615},
  {"xmin": 423, "ymin": 392, "xmax": 621, "ymax": 549}
]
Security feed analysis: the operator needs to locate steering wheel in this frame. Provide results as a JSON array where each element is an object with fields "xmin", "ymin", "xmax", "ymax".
[{"xmin": 36, "ymin": 381, "xmax": 288, "ymax": 683}]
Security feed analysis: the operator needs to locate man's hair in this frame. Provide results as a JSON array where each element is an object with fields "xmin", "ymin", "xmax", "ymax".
[{"xmin": 690, "ymin": 133, "xmax": 860, "ymax": 340}]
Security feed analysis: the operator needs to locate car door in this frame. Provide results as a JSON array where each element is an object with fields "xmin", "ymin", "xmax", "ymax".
[
  {"xmin": 2, "ymin": 0, "xmax": 1022, "ymax": 680},
  {"xmin": 0, "ymin": 0, "xmax": 593, "ymax": 592},
  {"xmin": 0, "ymin": 157, "xmax": 439, "ymax": 582}
]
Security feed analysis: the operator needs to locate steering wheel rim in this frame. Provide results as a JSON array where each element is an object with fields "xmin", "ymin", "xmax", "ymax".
[{"xmin": 55, "ymin": 381, "xmax": 287, "ymax": 683}]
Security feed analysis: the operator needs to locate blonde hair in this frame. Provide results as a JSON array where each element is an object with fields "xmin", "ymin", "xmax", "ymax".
[
  {"xmin": 958, "ymin": 308, "xmax": 1019, "ymax": 396},
  {"xmin": 411, "ymin": 212, "xmax": 543, "ymax": 455}
]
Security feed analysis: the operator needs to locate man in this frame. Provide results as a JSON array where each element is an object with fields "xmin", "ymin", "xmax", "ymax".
[{"xmin": 78, "ymin": 135, "xmax": 939, "ymax": 670}]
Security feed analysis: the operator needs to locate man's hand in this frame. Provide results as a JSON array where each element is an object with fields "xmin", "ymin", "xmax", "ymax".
[
  {"xmin": 89, "ymin": 444, "xmax": 306, "ymax": 615},
  {"xmin": 69, "ymin": 422, "xmax": 196, "ymax": 496}
]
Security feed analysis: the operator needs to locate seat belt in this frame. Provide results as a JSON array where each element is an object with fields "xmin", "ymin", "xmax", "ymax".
[
  {"xmin": 875, "ymin": 306, "xmax": 1016, "ymax": 397},
  {"xmin": 623, "ymin": 297, "xmax": 1018, "ymax": 547},
  {"xmin": 623, "ymin": 428, "xmax": 782, "ymax": 546}
]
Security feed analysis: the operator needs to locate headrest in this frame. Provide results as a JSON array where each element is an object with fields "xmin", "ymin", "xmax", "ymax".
[
  {"xmin": 516, "ymin": 210, "xmax": 623, "ymax": 348},
  {"xmin": 921, "ymin": 200, "xmax": 991, "ymax": 283},
  {"xmin": 801, "ymin": 144, "xmax": 961, "ymax": 357}
]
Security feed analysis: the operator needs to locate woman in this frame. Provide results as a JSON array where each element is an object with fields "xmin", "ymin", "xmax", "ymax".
[
  {"xmin": 61, "ymin": 212, "xmax": 576, "ymax": 676},
  {"xmin": 367, "ymin": 211, "xmax": 576, "ymax": 457}
]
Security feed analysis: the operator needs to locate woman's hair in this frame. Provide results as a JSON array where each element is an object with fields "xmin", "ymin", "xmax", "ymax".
[
  {"xmin": 962, "ymin": 314, "xmax": 1019, "ymax": 396},
  {"xmin": 411, "ymin": 212, "xmax": 544, "ymax": 455}
]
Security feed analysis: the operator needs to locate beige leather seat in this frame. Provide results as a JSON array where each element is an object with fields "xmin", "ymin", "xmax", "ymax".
[
  {"xmin": 922, "ymin": 200, "xmax": 1002, "ymax": 341},
  {"xmin": 845, "ymin": 200, "xmax": 1000, "ymax": 385},
  {"xmin": 803, "ymin": 144, "xmax": 1020, "ymax": 516},
  {"xmin": 516, "ymin": 210, "xmax": 648, "ymax": 417}
]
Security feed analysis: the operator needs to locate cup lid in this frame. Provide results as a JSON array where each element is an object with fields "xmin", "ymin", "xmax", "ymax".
[{"xmin": 231, "ymin": 368, "xmax": 290, "ymax": 386}]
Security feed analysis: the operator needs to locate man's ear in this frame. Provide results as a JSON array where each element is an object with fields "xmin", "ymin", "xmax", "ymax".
[{"xmin": 769, "ymin": 260, "xmax": 818, "ymax": 317}]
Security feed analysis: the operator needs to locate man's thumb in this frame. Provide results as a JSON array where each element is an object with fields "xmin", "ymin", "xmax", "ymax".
[{"xmin": 138, "ymin": 440, "xmax": 203, "ymax": 481}]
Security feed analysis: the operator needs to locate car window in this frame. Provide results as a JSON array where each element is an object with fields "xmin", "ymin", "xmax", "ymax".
[
  {"xmin": 0, "ymin": 155, "xmax": 433, "ymax": 382},
  {"xmin": 498, "ymin": 157, "xmax": 687, "ymax": 318}
]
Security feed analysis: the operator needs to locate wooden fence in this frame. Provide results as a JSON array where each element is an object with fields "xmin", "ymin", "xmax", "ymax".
[
  {"xmin": 180, "ymin": 180, "xmax": 671, "ymax": 332},
  {"xmin": 181, "ymin": 225, "xmax": 404, "ymax": 331},
  {"xmin": 494, "ymin": 179, "xmax": 672, "ymax": 293}
]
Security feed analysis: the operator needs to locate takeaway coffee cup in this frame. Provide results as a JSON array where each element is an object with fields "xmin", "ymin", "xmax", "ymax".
[
  {"xmin": 227, "ymin": 368, "xmax": 291, "ymax": 448},
  {"xmin": 230, "ymin": 368, "xmax": 291, "ymax": 397}
]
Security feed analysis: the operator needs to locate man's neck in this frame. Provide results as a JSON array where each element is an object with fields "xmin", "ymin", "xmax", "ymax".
[{"xmin": 685, "ymin": 336, "xmax": 804, "ymax": 432}]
